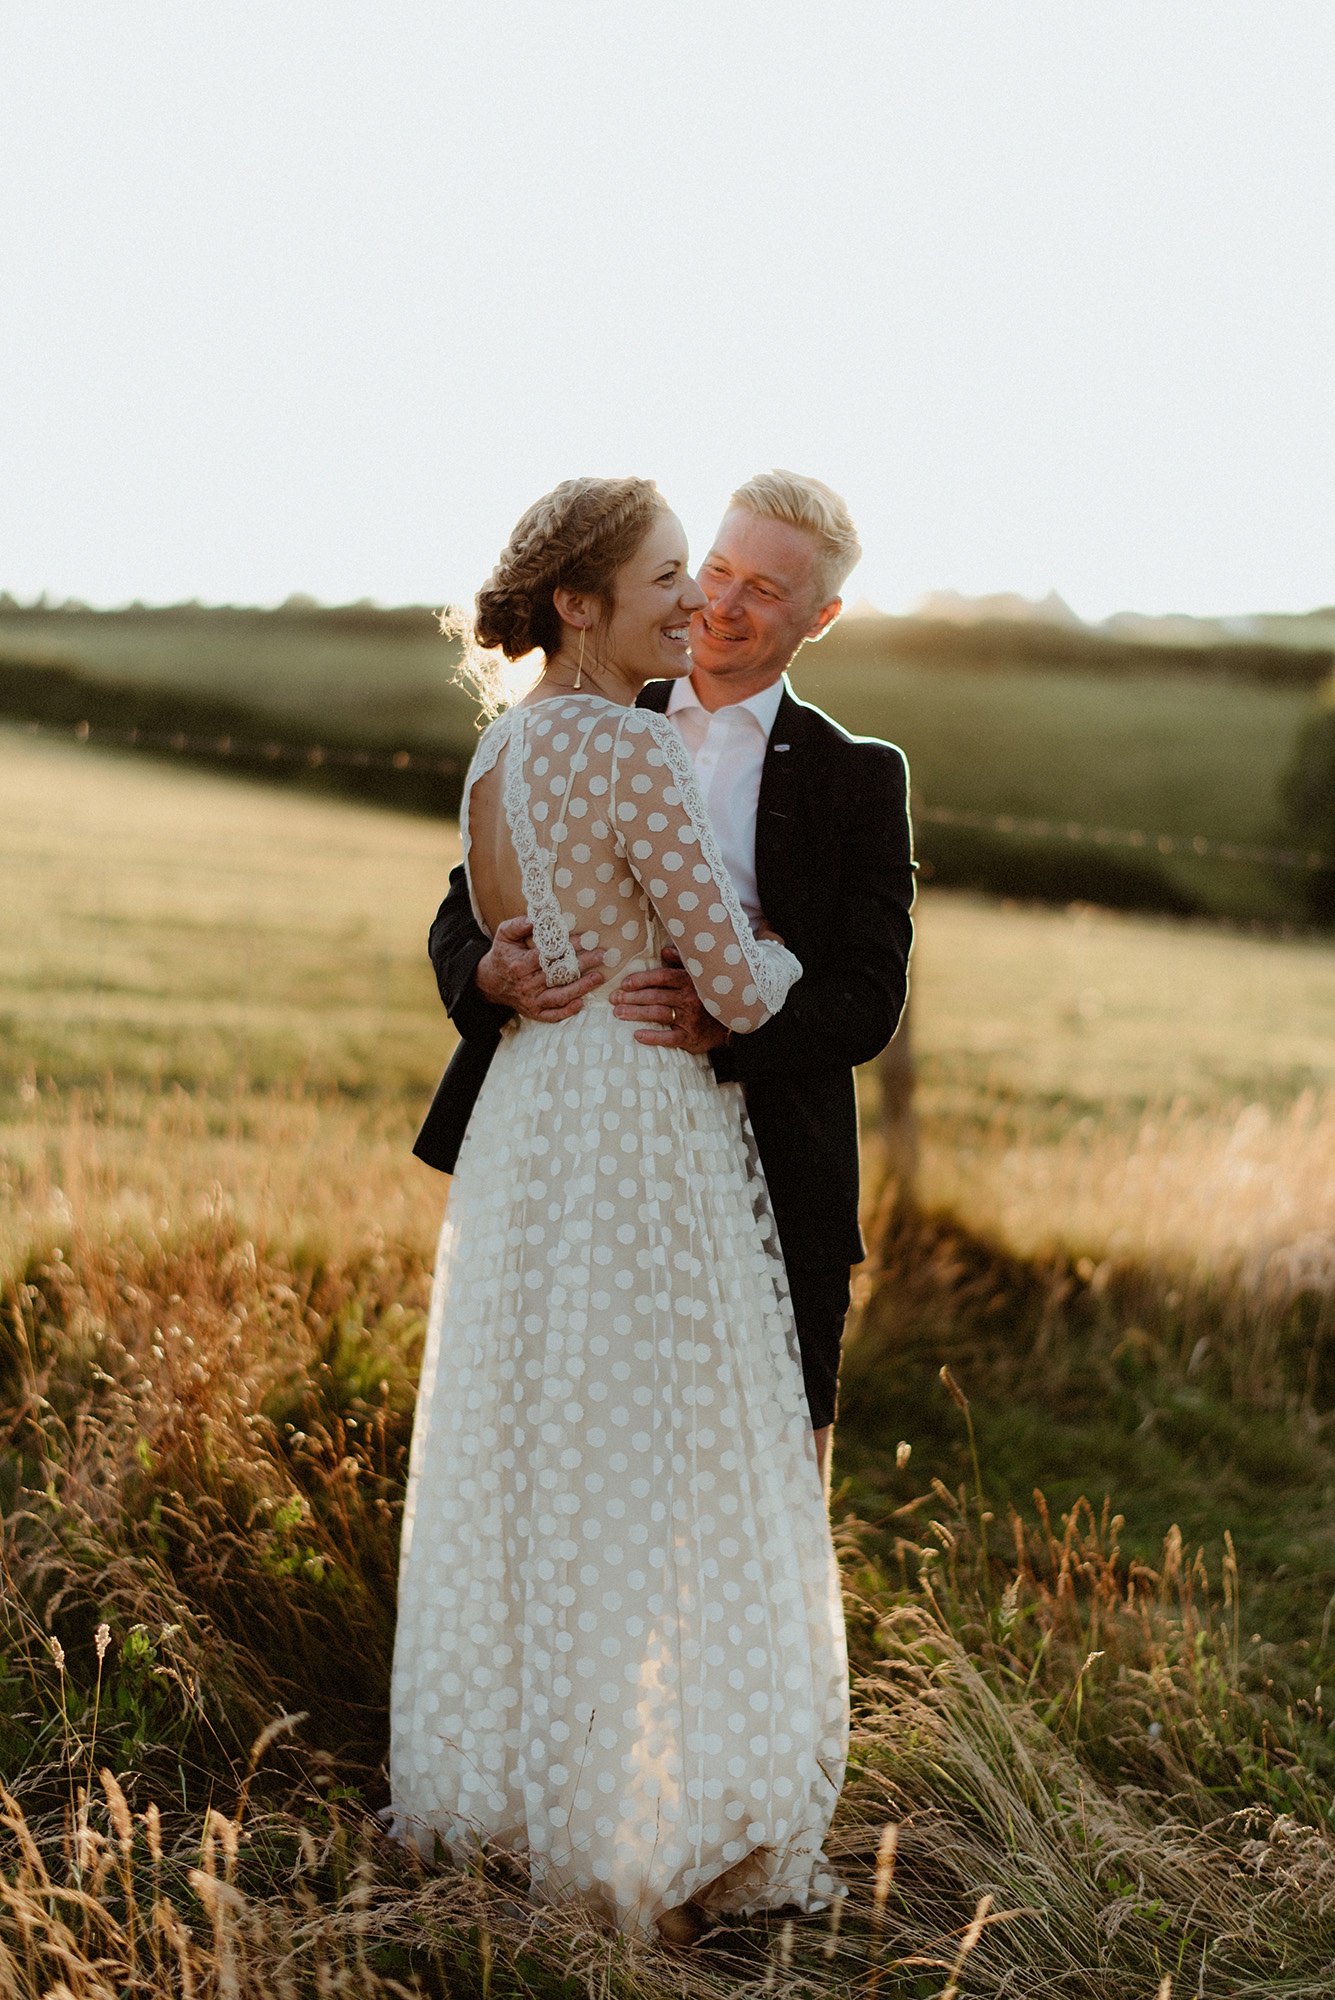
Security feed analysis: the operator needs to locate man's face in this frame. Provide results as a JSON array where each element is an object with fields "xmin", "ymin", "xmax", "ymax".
[{"xmin": 688, "ymin": 507, "xmax": 841, "ymax": 705}]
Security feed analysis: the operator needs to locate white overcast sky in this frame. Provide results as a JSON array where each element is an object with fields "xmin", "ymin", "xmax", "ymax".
[{"xmin": 2, "ymin": 1, "xmax": 1333, "ymax": 619}]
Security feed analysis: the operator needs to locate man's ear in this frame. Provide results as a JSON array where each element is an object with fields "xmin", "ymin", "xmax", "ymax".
[
  {"xmin": 804, "ymin": 596, "xmax": 843, "ymax": 644},
  {"xmin": 552, "ymin": 586, "xmax": 596, "ymax": 633}
]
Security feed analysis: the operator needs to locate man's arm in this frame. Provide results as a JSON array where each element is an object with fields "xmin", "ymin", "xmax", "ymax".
[
  {"xmin": 713, "ymin": 745, "xmax": 914, "ymax": 1082},
  {"xmin": 429, "ymin": 864, "xmax": 607, "ymax": 1037},
  {"xmin": 429, "ymin": 865, "xmax": 514, "ymax": 1041}
]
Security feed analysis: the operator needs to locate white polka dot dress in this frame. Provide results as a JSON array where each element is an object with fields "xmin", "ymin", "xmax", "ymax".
[{"xmin": 389, "ymin": 697, "xmax": 848, "ymax": 1935}]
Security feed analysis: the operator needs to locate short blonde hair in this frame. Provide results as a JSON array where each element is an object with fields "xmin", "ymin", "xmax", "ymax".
[{"xmin": 729, "ymin": 469, "xmax": 862, "ymax": 605}]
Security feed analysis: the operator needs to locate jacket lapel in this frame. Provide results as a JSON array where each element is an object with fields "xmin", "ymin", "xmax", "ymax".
[
  {"xmin": 641, "ymin": 679, "xmax": 812, "ymax": 926},
  {"xmin": 754, "ymin": 689, "xmax": 811, "ymax": 923}
]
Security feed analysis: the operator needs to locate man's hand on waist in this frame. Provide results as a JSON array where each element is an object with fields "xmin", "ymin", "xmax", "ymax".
[
  {"xmin": 612, "ymin": 946, "xmax": 727, "ymax": 1054},
  {"xmin": 476, "ymin": 916, "xmax": 605, "ymax": 1022}
]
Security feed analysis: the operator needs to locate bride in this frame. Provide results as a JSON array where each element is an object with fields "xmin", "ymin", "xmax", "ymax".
[{"xmin": 390, "ymin": 476, "xmax": 848, "ymax": 1939}]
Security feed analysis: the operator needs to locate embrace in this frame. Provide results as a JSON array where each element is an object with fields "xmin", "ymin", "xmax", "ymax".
[{"xmin": 390, "ymin": 471, "xmax": 915, "ymax": 1941}]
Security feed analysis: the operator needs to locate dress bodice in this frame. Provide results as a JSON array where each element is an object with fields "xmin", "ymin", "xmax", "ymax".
[{"xmin": 460, "ymin": 694, "xmax": 800, "ymax": 1034}]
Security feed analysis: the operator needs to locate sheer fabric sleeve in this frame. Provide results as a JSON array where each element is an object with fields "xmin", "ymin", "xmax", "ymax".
[{"xmin": 607, "ymin": 709, "xmax": 801, "ymax": 1033}]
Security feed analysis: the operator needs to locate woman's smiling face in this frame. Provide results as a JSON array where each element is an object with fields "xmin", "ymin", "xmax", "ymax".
[{"xmin": 598, "ymin": 511, "xmax": 706, "ymax": 685}]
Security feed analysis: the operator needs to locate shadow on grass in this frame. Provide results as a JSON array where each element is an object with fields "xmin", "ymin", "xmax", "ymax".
[
  {"xmin": 838, "ymin": 1198, "xmax": 1335, "ymax": 1643},
  {"xmin": 10, "ymin": 1217, "xmax": 1335, "ymax": 1990}
]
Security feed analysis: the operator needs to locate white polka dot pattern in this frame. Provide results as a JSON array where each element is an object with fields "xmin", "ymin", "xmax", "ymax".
[
  {"xmin": 457, "ymin": 698, "xmax": 801, "ymax": 1030},
  {"xmin": 390, "ymin": 697, "xmax": 847, "ymax": 1934}
]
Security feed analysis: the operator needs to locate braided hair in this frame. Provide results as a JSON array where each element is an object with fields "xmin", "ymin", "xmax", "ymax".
[{"xmin": 447, "ymin": 477, "xmax": 666, "ymax": 713}]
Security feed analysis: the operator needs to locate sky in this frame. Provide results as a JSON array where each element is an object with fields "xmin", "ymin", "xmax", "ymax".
[{"xmin": 2, "ymin": 1, "xmax": 1334, "ymax": 621}]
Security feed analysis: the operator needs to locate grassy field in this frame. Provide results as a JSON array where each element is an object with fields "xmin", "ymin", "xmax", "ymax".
[
  {"xmin": 0, "ymin": 725, "xmax": 458, "ymax": 1100},
  {"xmin": 5, "ymin": 599, "xmax": 1332, "ymax": 921},
  {"xmin": 791, "ymin": 648, "xmax": 1321, "ymax": 919},
  {"xmin": 8, "ymin": 730, "xmax": 1335, "ymax": 1994},
  {"xmin": 905, "ymin": 890, "xmax": 1335, "ymax": 1118},
  {"xmin": 0, "ymin": 600, "xmax": 478, "ymax": 752}
]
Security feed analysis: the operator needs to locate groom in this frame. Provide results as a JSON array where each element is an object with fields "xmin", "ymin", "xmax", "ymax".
[{"xmin": 414, "ymin": 470, "xmax": 915, "ymax": 1477}]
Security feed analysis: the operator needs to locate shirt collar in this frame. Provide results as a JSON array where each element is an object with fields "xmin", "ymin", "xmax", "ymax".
[{"xmin": 668, "ymin": 672, "xmax": 788, "ymax": 737}]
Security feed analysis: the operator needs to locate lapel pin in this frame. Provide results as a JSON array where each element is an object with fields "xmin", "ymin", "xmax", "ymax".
[{"xmin": 773, "ymin": 743, "xmax": 790, "ymax": 752}]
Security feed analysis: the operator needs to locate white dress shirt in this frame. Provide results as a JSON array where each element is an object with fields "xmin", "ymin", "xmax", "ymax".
[{"xmin": 666, "ymin": 673, "xmax": 786, "ymax": 930}]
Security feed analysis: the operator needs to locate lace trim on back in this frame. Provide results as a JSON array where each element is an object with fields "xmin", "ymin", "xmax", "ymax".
[
  {"xmin": 617, "ymin": 711, "xmax": 801, "ymax": 1013},
  {"xmin": 501, "ymin": 708, "xmax": 581, "ymax": 987}
]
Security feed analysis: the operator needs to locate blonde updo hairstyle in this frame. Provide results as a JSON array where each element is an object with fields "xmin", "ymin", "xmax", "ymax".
[{"xmin": 451, "ymin": 476, "xmax": 667, "ymax": 712}]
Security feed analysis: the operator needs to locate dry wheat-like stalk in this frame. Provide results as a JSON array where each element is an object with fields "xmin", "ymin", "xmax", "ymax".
[{"xmin": 6, "ymin": 1097, "xmax": 1335, "ymax": 1993}]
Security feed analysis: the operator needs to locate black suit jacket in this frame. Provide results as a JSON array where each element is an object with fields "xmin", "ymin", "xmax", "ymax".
[{"xmin": 414, "ymin": 680, "xmax": 915, "ymax": 1270}]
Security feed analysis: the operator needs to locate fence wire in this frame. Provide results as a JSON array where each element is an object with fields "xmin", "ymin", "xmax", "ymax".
[
  {"xmin": 12, "ymin": 712, "xmax": 1335, "ymax": 873},
  {"xmin": 916, "ymin": 802, "xmax": 1333, "ymax": 873}
]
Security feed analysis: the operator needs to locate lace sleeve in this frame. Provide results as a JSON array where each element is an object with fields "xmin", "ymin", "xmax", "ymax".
[
  {"xmin": 498, "ymin": 708, "xmax": 582, "ymax": 986},
  {"xmin": 607, "ymin": 710, "xmax": 801, "ymax": 1033}
]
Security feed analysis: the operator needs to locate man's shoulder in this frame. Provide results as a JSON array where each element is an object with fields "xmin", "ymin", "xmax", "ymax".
[
  {"xmin": 779, "ymin": 686, "xmax": 907, "ymax": 776},
  {"xmin": 638, "ymin": 675, "xmax": 906, "ymax": 781}
]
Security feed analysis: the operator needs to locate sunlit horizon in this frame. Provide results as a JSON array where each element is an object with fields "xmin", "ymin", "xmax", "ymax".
[{"xmin": 7, "ymin": 583, "xmax": 1335, "ymax": 631}]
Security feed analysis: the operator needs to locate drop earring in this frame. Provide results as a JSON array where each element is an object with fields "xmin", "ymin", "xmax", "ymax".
[{"xmin": 574, "ymin": 627, "xmax": 586, "ymax": 690}]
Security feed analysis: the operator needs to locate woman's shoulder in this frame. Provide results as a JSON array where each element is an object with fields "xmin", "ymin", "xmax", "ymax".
[
  {"xmin": 472, "ymin": 695, "xmax": 598, "ymax": 753},
  {"xmin": 510, "ymin": 693, "xmax": 638, "ymax": 738},
  {"xmin": 484, "ymin": 695, "xmax": 682, "ymax": 768},
  {"xmin": 611, "ymin": 703, "xmax": 685, "ymax": 759},
  {"xmin": 605, "ymin": 707, "xmax": 697, "ymax": 797},
  {"xmin": 466, "ymin": 706, "xmax": 518, "ymax": 775}
]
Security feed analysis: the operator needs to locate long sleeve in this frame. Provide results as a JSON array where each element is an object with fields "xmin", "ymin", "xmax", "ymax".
[
  {"xmin": 427, "ymin": 864, "xmax": 513, "ymax": 1042},
  {"xmin": 710, "ymin": 742, "xmax": 914, "ymax": 1082},
  {"xmin": 607, "ymin": 711, "xmax": 801, "ymax": 1033}
]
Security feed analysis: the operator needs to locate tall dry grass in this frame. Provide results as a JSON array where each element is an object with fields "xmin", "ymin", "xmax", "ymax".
[
  {"xmin": 919, "ymin": 1089, "xmax": 1335, "ymax": 1294},
  {"xmin": 12, "ymin": 717, "xmax": 1335, "ymax": 1988},
  {"xmin": 5, "ymin": 1186, "xmax": 1335, "ymax": 1993},
  {"xmin": 847, "ymin": 1085, "xmax": 1335, "ymax": 1442},
  {"xmin": 0, "ymin": 1080, "xmax": 444, "ymax": 1289},
  {"xmin": 9, "ymin": 1559, "xmax": 1327, "ymax": 2000},
  {"xmin": 7, "ymin": 1062, "xmax": 1335, "ymax": 1989},
  {"xmin": 2, "ymin": 1218, "xmax": 428, "ymax": 1798}
]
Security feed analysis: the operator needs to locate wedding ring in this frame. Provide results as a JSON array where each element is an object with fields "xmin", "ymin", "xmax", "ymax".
[{"xmin": 670, "ymin": 1007, "xmax": 677, "ymax": 1027}]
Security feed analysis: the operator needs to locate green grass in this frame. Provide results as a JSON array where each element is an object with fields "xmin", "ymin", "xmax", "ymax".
[
  {"xmin": 900, "ymin": 890, "xmax": 1335, "ymax": 1113},
  {"xmin": 8, "ymin": 730, "xmax": 1335, "ymax": 1991},
  {"xmin": 0, "ymin": 599, "xmax": 479, "ymax": 753},
  {"xmin": 791, "ymin": 647, "xmax": 1321, "ymax": 919},
  {"xmin": 795, "ymin": 648, "xmax": 1308, "ymax": 842},
  {"xmin": 4, "ymin": 598, "xmax": 1332, "ymax": 921},
  {"xmin": 0, "ymin": 723, "xmax": 459, "ymax": 1102}
]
